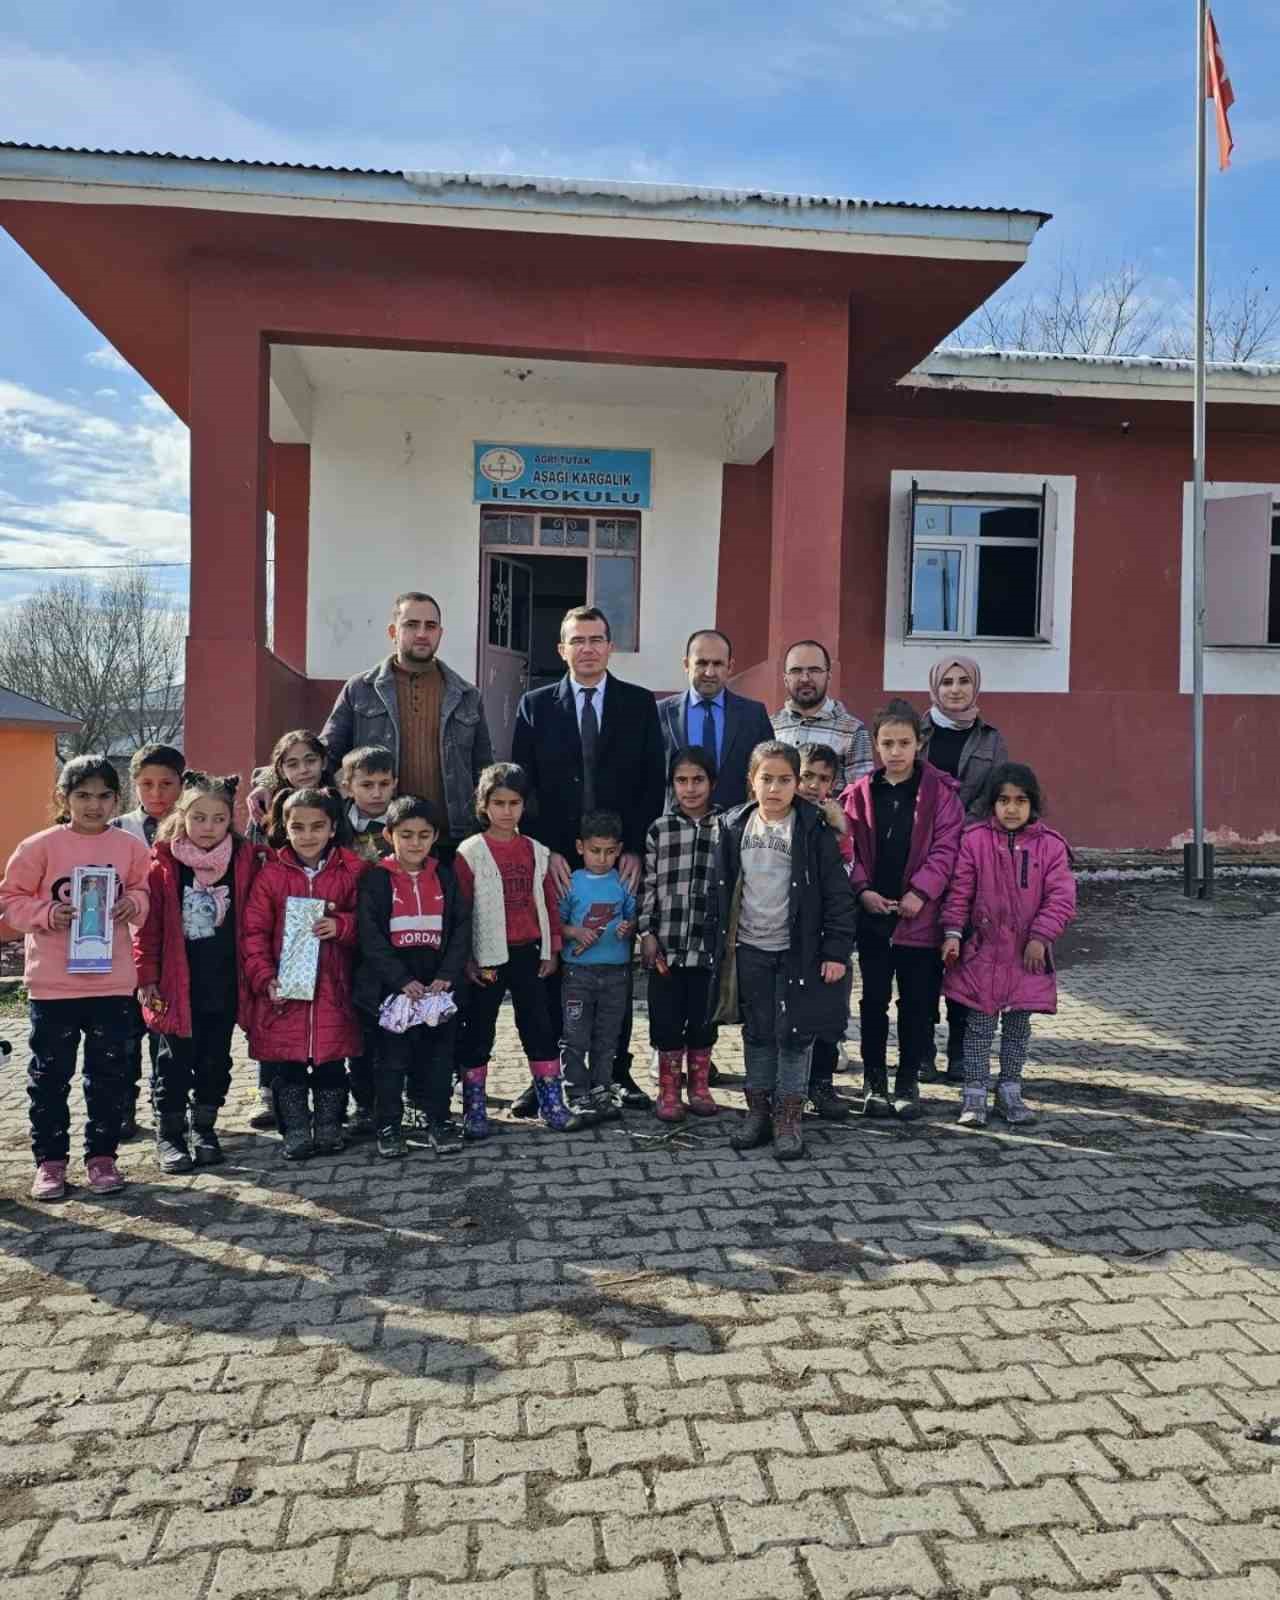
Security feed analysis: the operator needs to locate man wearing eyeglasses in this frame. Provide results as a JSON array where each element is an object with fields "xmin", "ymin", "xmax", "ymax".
[
  {"xmin": 771, "ymin": 639, "xmax": 874, "ymax": 792},
  {"xmin": 511, "ymin": 604, "xmax": 666, "ymax": 1110}
]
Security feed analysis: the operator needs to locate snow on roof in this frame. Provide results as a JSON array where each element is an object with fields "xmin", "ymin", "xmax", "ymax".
[
  {"xmin": 0, "ymin": 686, "xmax": 81, "ymax": 730},
  {"xmin": 929, "ymin": 346, "xmax": 1280, "ymax": 378},
  {"xmin": 0, "ymin": 142, "xmax": 1051, "ymax": 224},
  {"xmin": 909, "ymin": 346, "xmax": 1280, "ymax": 399}
]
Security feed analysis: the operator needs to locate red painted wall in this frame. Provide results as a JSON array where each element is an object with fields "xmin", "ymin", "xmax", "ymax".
[
  {"xmin": 719, "ymin": 451, "xmax": 773, "ymax": 667},
  {"xmin": 838, "ymin": 410, "xmax": 1280, "ymax": 849}
]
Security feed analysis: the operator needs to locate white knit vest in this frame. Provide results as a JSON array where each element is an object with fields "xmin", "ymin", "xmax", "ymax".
[{"xmin": 457, "ymin": 832, "xmax": 553, "ymax": 967}]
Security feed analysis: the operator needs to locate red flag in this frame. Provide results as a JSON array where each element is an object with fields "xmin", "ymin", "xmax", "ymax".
[{"xmin": 1206, "ymin": 9, "xmax": 1235, "ymax": 171}]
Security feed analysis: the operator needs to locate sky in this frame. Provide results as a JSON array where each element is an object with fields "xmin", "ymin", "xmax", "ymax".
[{"xmin": 1, "ymin": 0, "xmax": 1278, "ymax": 609}]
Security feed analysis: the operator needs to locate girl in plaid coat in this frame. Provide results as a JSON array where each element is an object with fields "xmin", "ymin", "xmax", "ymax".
[{"xmin": 639, "ymin": 747, "xmax": 723, "ymax": 1122}]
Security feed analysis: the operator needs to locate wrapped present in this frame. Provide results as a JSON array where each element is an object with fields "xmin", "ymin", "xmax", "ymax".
[
  {"xmin": 377, "ymin": 990, "xmax": 458, "ymax": 1035},
  {"xmin": 276, "ymin": 896, "xmax": 327, "ymax": 1001}
]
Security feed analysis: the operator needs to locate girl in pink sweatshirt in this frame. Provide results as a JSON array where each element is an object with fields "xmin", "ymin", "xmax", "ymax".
[{"xmin": 0, "ymin": 755, "xmax": 151, "ymax": 1200}]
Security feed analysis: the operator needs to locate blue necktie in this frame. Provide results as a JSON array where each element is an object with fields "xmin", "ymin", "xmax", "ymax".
[{"xmin": 700, "ymin": 701, "xmax": 717, "ymax": 759}]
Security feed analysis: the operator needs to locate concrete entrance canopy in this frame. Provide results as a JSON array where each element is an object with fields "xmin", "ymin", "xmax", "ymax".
[{"xmin": 0, "ymin": 143, "xmax": 1049, "ymax": 781}]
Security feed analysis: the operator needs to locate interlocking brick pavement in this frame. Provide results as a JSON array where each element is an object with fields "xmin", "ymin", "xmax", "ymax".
[{"xmin": 4, "ymin": 884, "xmax": 1280, "ymax": 1597}]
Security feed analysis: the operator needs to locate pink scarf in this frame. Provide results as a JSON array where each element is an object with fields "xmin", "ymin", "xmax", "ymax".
[{"xmin": 172, "ymin": 834, "xmax": 234, "ymax": 927}]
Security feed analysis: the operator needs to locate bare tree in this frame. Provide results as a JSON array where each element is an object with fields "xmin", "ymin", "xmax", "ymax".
[
  {"xmin": 1160, "ymin": 268, "xmax": 1280, "ymax": 363},
  {"xmin": 0, "ymin": 569, "xmax": 185, "ymax": 758},
  {"xmin": 953, "ymin": 259, "xmax": 1165, "ymax": 358},
  {"xmin": 952, "ymin": 257, "xmax": 1280, "ymax": 365}
]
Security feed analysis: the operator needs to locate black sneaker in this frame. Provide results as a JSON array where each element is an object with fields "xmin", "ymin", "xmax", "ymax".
[
  {"xmin": 706, "ymin": 1061, "xmax": 723, "ymax": 1087},
  {"xmin": 892, "ymin": 1092, "xmax": 921, "ymax": 1122},
  {"xmin": 590, "ymin": 1087, "xmax": 622, "ymax": 1123},
  {"xmin": 427, "ymin": 1119, "xmax": 464, "ymax": 1156},
  {"xmin": 346, "ymin": 1103, "xmax": 377, "ymax": 1139},
  {"xmin": 567, "ymin": 1094, "xmax": 599, "ymax": 1126},
  {"xmin": 377, "ymin": 1126, "xmax": 407, "ymax": 1159},
  {"xmin": 613, "ymin": 1066, "xmax": 653, "ymax": 1111},
  {"xmin": 862, "ymin": 1091, "xmax": 893, "ymax": 1119},
  {"xmin": 509, "ymin": 1082, "xmax": 540, "ymax": 1119},
  {"xmin": 810, "ymin": 1078, "xmax": 852, "ymax": 1122}
]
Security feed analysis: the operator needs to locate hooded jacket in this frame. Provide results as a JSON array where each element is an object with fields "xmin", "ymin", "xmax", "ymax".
[
  {"xmin": 133, "ymin": 836, "xmax": 262, "ymax": 1036},
  {"xmin": 708, "ymin": 797, "xmax": 857, "ymax": 1041},
  {"xmin": 842, "ymin": 762, "xmax": 963, "ymax": 949},
  {"xmin": 941, "ymin": 817, "xmax": 1076, "ymax": 1016},
  {"xmin": 354, "ymin": 855, "xmax": 472, "ymax": 1014},
  {"xmin": 241, "ymin": 846, "xmax": 366, "ymax": 1062}
]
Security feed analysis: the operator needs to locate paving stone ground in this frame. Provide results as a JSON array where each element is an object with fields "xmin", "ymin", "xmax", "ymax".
[{"xmin": 3, "ymin": 882, "xmax": 1280, "ymax": 1599}]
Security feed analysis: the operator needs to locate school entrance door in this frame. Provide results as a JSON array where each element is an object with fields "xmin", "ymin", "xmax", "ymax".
[{"xmin": 478, "ymin": 509, "xmax": 641, "ymax": 757}]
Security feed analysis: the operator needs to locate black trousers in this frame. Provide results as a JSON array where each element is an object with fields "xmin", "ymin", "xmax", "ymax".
[
  {"xmin": 646, "ymin": 965, "xmax": 717, "ymax": 1052},
  {"xmin": 265, "ymin": 1059, "xmax": 346, "ymax": 1091},
  {"xmin": 153, "ymin": 1011, "xmax": 236, "ymax": 1114},
  {"xmin": 125, "ymin": 997, "xmax": 160, "ymax": 1104},
  {"xmin": 457, "ymin": 942, "xmax": 558, "ymax": 1068},
  {"xmin": 346, "ymin": 1017, "xmax": 380, "ymax": 1110},
  {"xmin": 27, "ymin": 995, "xmax": 136, "ymax": 1162},
  {"xmin": 376, "ymin": 1016, "xmax": 458, "ymax": 1127},
  {"xmin": 919, "ymin": 953, "xmax": 970, "ymax": 1069},
  {"xmin": 857, "ymin": 934, "xmax": 938, "ymax": 1097}
]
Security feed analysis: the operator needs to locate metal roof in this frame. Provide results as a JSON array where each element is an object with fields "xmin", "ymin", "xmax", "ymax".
[
  {"xmin": 0, "ymin": 686, "xmax": 82, "ymax": 730},
  {"xmin": 929, "ymin": 346, "xmax": 1280, "ymax": 378},
  {"xmin": 0, "ymin": 141, "xmax": 1052, "ymax": 224}
]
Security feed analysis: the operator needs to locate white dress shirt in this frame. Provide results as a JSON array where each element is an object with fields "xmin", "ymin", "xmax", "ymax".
[{"xmin": 569, "ymin": 673, "xmax": 608, "ymax": 731}]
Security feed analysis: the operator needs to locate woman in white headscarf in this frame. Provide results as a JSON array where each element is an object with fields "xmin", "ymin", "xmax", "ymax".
[
  {"xmin": 920, "ymin": 656, "xmax": 1009, "ymax": 817},
  {"xmin": 918, "ymin": 655, "xmax": 1010, "ymax": 1081}
]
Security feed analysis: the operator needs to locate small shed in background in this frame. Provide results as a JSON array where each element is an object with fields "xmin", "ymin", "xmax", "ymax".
[{"xmin": 0, "ymin": 688, "xmax": 82, "ymax": 942}]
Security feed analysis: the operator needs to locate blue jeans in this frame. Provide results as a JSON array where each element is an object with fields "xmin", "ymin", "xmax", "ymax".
[
  {"xmin": 27, "ymin": 995, "xmax": 136, "ymax": 1163},
  {"xmin": 735, "ymin": 944, "xmax": 813, "ymax": 1099}
]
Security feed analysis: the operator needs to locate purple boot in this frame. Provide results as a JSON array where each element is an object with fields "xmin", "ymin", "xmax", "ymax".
[
  {"xmin": 529, "ymin": 1060, "xmax": 581, "ymax": 1132},
  {"xmin": 461, "ymin": 1065, "xmax": 492, "ymax": 1141}
]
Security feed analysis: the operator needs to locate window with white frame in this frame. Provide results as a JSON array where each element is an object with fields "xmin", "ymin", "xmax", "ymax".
[
  {"xmin": 908, "ymin": 484, "xmax": 1056, "ymax": 642},
  {"xmin": 1202, "ymin": 490, "xmax": 1280, "ymax": 648}
]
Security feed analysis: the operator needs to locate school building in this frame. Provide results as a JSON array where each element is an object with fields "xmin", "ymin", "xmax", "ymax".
[{"xmin": 2, "ymin": 142, "xmax": 1278, "ymax": 849}]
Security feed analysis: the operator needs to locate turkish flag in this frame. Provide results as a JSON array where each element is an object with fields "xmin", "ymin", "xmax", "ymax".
[{"xmin": 1206, "ymin": 9, "xmax": 1235, "ymax": 171}]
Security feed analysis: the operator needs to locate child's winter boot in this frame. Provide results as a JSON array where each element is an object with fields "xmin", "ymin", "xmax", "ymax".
[
  {"xmin": 995, "ymin": 1081, "xmax": 1036, "ymax": 1125},
  {"xmin": 772, "ymin": 1093, "xmax": 807, "ymax": 1162},
  {"xmin": 730, "ymin": 1088, "xmax": 774, "ymax": 1151},
  {"xmin": 957, "ymin": 1086, "xmax": 988, "ymax": 1127},
  {"xmin": 461, "ymin": 1065, "xmax": 492, "ymax": 1141},
  {"xmin": 684, "ymin": 1049, "xmax": 719, "ymax": 1118},
  {"xmin": 529, "ymin": 1060, "xmax": 582, "ymax": 1131},
  {"xmin": 655, "ymin": 1051, "xmax": 687, "ymax": 1123},
  {"xmin": 155, "ymin": 1113, "xmax": 193, "ymax": 1174},
  {"xmin": 312, "ymin": 1087, "xmax": 347, "ymax": 1153},
  {"xmin": 275, "ymin": 1083, "xmax": 314, "ymax": 1160},
  {"xmin": 189, "ymin": 1104, "xmax": 226, "ymax": 1166}
]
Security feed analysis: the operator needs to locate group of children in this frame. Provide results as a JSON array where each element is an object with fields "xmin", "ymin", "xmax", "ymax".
[{"xmin": 0, "ymin": 695, "xmax": 1076, "ymax": 1199}]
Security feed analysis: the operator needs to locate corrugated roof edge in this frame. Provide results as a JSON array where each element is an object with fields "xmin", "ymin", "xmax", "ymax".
[
  {"xmin": 0, "ymin": 142, "xmax": 1052, "ymax": 220},
  {"xmin": 924, "ymin": 345, "xmax": 1280, "ymax": 379}
]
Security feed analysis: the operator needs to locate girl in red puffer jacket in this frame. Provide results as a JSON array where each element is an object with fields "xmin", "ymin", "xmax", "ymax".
[
  {"xmin": 134, "ymin": 772, "xmax": 263, "ymax": 1175},
  {"xmin": 941, "ymin": 763, "xmax": 1076, "ymax": 1129},
  {"xmin": 241, "ymin": 788, "xmax": 367, "ymax": 1160}
]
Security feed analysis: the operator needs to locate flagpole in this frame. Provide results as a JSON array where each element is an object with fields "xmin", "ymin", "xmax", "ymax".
[{"xmin": 1188, "ymin": 0, "xmax": 1210, "ymax": 898}]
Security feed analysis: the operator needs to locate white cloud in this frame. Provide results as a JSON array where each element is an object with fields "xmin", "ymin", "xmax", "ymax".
[
  {"xmin": 0, "ymin": 376, "xmax": 189, "ymax": 598},
  {"xmin": 86, "ymin": 345, "xmax": 130, "ymax": 373}
]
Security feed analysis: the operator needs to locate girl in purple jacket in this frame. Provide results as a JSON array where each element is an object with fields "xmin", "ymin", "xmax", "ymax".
[
  {"xmin": 941, "ymin": 764, "xmax": 1076, "ymax": 1128},
  {"xmin": 843, "ymin": 701, "xmax": 963, "ymax": 1120}
]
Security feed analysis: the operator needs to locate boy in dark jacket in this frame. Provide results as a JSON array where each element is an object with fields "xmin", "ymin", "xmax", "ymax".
[{"xmin": 355, "ymin": 797, "xmax": 471, "ymax": 1158}]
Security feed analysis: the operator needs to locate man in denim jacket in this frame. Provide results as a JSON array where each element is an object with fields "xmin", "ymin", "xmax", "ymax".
[{"xmin": 322, "ymin": 592, "xmax": 493, "ymax": 858}]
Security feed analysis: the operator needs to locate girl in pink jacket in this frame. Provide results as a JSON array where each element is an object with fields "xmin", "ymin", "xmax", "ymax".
[{"xmin": 941, "ymin": 764, "xmax": 1076, "ymax": 1128}]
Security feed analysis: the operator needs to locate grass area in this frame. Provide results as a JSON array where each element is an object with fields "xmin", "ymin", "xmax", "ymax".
[{"xmin": 0, "ymin": 987, "xmax": 27, "ymax": 1019}]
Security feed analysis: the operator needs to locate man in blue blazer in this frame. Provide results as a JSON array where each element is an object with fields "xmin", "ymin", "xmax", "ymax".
[
  {"xmin": 658, "ymin": 629, "xmax": 777, "ymax": 811},
  {"xmin": 511, "ymin": 604, "xmax": 666, "ymax": 1109}
]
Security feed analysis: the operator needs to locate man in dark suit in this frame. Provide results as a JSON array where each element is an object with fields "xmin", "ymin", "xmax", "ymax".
[
  {"xmin": 658, "ymin": 629, "xmax": 776, "ymax": 811},
  {"xmin": 511, "ymin": 604, "xmax": 666, "ymax": 1108}
]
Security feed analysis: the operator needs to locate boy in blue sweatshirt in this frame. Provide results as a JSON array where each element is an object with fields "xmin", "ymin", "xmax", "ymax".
[{"xmin": 559, "ymin": 810, "xmax": 636, "ymax": 1124}]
